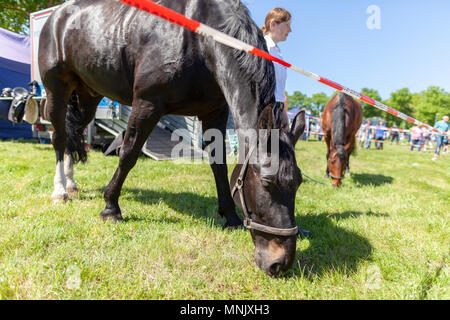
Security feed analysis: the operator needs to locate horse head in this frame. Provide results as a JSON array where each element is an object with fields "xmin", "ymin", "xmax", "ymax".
[
  {"xmin": 328, "ymin": 145, "xmax": 348, "ymax": 187},
  {"xmin": 230, "ymin": 105, "xmax": 306, "ymax": 276}
]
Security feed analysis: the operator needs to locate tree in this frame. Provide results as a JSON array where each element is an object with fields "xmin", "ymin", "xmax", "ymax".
[
  {"xmin": 360, "ymin": 88, "xmax": 383, "ymax": 119},
  {"xmin": 310, "ymin": 92, "xmax": 329, "ymax": 116},
  {"xmin": 0, "ymin": 0, "xmax": 65, "ymax": 35},
  {"xmin": 287, "ymin": 91, "xmax": 311, "ymax": 110},
  {"xmin": 414, "ymin": 86, "xmax": 450, "ymax": 125},
  {"xmin": 384, "ymin": 88, "xmax": 414, "ymax": 127}
]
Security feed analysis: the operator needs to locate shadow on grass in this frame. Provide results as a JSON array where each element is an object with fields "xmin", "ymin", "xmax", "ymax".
[
  {"xmin": 350, "ymin": 173, "xmax": 394, "ymax": 186},
  {"xmin": 108, "ymin": 187, "xmax": 224, "ymax": 226},
  {"xmin": 292, "ymin": 210, "xmax": 384, "ymax": 279},
  {"xmin": 99, "ymin": 187, "xmax": 382, "ymax": 280}
]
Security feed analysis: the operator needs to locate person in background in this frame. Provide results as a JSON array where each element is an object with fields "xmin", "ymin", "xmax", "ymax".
[
  {"xmin": 410, "ymin": 125, "xmax": 423, "ymax": 152},
  {"xmin": 364, "ymin": 120, "xmax": 373, "ymax": 149},
  {"xmin": 261, "ymin": 8, "xmax": 292, "ymax": 124},
  {"xmin": 316, "ymin": 120, "xmax": 323, "ymax": 141},
  {"xmin": 443, "ymin": 136, "xmax": 449, "ymax": 154},
  {"xmin": 390, "ymin": 124, "xmax": 400, "ymax": 145},
  {"xmin": 432, "ymin": 115, "xmax": 449, "ymax": 161},
  {"xmin": 421, "ymin": 126, "xmax": 432, "ymax": 152},
  {"xmin": 374, "ymin": 121, "xmax": 387, "ymax": 150}
]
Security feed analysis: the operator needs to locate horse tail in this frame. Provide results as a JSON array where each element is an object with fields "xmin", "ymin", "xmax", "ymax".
[
  {"xmin": 65, "ymin": 91, "xmax": 88, "ymax": 163},
  {"xmin": 331, "ymin": 92, "xmax": 347, "ymax": 147}
]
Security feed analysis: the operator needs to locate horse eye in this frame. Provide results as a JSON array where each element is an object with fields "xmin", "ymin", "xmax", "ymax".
[
  {"xmin": 261, "ymin": 179, "xmax": 271, "ymax": 188},
  {"xmin": 260, "ymin": 176, "xmax": 275, "ymax": 189}
]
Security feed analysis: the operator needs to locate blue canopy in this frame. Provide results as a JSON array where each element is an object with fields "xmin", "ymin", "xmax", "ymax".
[{"xmin": 0, "ymin": 27, "xmax": 34, "ymax": 139}]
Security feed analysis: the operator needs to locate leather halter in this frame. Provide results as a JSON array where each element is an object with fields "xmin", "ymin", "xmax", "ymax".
[
  {"xmin": 231, "ymin": 145, "xmax": 298, "ymax": 237},
  {"xmin": 329, "ymin": 173, "xmax": 344, "ymax": 181}
]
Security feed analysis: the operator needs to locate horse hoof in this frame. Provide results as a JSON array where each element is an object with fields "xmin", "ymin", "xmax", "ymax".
[
  {"xmin": 100, "ymin": 211, "xmax": 123, "ymax": 222},
  {"xmin": 100, "ymin": 208, "xmax": 123, "ymax": 222},
  {"xmin": 51, "ymin": 192, "xmax": 68, "ymax": 203},
  {"xmin": 67, "ymin": 186, "xmax": 79, "ymax": 197}
]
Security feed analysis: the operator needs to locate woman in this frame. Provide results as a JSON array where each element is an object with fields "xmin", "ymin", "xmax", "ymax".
[
  {"xmin": 410, "ymin": 125, "xmax": 423, "ymax": 152},
  {"xmin": 261, "ymin": 8, "xmax": 292, "ymax": 121}
]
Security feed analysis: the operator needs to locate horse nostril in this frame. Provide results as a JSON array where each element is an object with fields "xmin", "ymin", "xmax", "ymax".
[{"xmin": 268, "ymin": 262, "xmax": 282, "ymax": 277}]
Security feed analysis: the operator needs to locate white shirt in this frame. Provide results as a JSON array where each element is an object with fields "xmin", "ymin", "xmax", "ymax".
[{"xmin": 264, "ymin": 35, "xmax": 287, "ymax": 103}]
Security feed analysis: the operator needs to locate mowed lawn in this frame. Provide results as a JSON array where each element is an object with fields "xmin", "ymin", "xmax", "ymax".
[{"xmin": 0, "ymin": 138, "xmax": 448, "ymax": 300}]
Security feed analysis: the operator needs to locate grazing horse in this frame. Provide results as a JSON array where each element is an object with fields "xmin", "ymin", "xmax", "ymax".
[
  {"xmin": 38, "ymin": 0, "xmax": 306, "ymax": 276},
  {"xmin": 321, "ymin": 92, "xmax": 363, "ymax": 187}
]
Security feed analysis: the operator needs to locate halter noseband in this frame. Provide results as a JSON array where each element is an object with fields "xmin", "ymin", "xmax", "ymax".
[
  {"xmin": 329, "ymin": 173, "xmax": 345, "ymax": 181},
  {"xmin": 231, "ymin": 145, "xmax": 299, "ymax": 237}
]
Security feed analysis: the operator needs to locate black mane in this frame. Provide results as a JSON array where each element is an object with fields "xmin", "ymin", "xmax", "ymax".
[
  {"xmin": 332, "ymin": 92, "xmax": 347, "ymax": 147},
  {"xmin": 218, "ymin": 0, "xmax": 276, "ymax": 111}
]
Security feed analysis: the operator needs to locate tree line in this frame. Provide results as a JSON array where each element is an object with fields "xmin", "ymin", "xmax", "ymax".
[{"xmin": 287, "ymin": 86, "xmax": 450, "ymax": 127}]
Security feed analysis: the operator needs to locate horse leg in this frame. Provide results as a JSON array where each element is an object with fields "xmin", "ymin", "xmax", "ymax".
[
  {"xmin": 64, "ymin": 86, "xmax": 102, "ymax": 196},
  {"xmin": 44, "ymin": 78, "xmax": 77, "ymax": 202},
  {"xmin": 200, "ymin": 108, "xmax": 242, "ymax": 228},
  {"xmin": 100, "ymin": 98, "xmax": 161, "ymax": 222},
  {"xmin": 324, "ymin": 132, "xmax": 331, "ymax": 178}
]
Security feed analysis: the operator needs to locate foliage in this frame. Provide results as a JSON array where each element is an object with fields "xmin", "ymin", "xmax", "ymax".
[
  {"xmin": 414, "ymin": 86, "xmax": 450, "ymax": 126},
  {"xmin": 360, "ymin": 88, "xmax": 384, "ymax": 119},
  {"xmin": 0, "ymin": 0, "xmax": 64, "ymax": 34},
  {"xmin": 310, "ymin": 92, "xmax": 329, "ymax": 116},
  {"xmin": 384, "ymin": 88, "xmax": 414, "ymax": 127},
  {"xmin": 287, "ymin": 90, "xmax": 311, "ymax": 110},
  {"xmin": 288, "ymin": 86, "xmax": 450, "ymax": 127}
]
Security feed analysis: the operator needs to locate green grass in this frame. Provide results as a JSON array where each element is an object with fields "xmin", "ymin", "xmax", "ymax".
[{"xmin": 0, "ymin": 139, "xmax": 448, "ymax": 299}]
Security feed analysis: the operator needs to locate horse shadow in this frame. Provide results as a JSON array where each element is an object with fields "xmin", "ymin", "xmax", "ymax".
[
  {"xmin": 350, "ymin": 173, "xmax": 394, "ymax": 187},
  {"xmin": 292, "ymin": 210, "xmax": 387, "ymax": 279},
  {"xmin": 95, "ymin": 187, "xmax": 383, "ymax": 279},
  {"xmin": 102, "ymin": 187, "xmax": 225, "ymax": 226}
]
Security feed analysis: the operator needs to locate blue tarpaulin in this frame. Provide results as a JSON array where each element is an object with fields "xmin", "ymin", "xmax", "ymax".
[{"xmin": 0, "ymin": 27, "xmax": 34, "ymax": 139}]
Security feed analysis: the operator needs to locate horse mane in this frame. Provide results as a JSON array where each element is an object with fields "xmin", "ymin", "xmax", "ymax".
[
  {"xmin": 218, "ymin": 0, "xmax": 276, "ymax": 111},
  {"xmin": 332, "ymin": 92, "xmax": 347, "ymax": 147}
]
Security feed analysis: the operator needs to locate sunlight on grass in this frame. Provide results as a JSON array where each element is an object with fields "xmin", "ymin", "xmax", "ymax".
[{"xmin": 0, "ymin": 139, "xmax": 448, "ymax": 299}]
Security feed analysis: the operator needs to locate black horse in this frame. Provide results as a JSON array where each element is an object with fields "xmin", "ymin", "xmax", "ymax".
[{"xmin": 38, "ymin": 0, "xmax": 306, "ymax": 276}]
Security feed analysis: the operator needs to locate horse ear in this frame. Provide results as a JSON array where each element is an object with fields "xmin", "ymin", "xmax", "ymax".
[
  {"xmin": 290, "ymin": 109, "xmax": 306, "ymax": 145},
  {"xmin": 258, "ymin": 104, "xmax": 274, "ymax": 132}
]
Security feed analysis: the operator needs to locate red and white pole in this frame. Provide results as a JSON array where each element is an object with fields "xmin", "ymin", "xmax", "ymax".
[{"xmin": 120, "ymin": 0, "xmax": 447, "ymax": 136}]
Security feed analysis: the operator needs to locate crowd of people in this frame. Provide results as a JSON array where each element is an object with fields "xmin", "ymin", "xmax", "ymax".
[{"xmin": 356, "ymin": 116, "xmax": 449, "ymax": 160}]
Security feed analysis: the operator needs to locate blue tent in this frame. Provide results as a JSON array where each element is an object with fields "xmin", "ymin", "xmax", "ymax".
[{"xmin": 0, "ymin": 27, "xmax": 34, "ymax": 139}]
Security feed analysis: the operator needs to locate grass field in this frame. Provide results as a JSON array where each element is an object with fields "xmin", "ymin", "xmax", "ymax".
[{"xmin": 0, "ymin": 138, "xmax": 448, "ymax": 300}]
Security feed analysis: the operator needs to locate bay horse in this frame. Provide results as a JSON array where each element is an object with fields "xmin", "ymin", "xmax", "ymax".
[
  {"xmin": 38, "ymin": 0, "xmax": 306, "ymax": 276},
  {"xmin": 321, "ymin": 92, "xmax": 362, "ymax": 187}
]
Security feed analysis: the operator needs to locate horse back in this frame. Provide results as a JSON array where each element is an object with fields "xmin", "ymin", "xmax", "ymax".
[
  {"xmin": 322, "ymin": 92, "xmax": 363, "ymax": 144},
  {"xmin": 38, "ymin": 0, "xmax": 221, "ymax": 108}
]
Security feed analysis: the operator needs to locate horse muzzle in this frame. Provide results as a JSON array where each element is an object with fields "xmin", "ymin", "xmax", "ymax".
[{"xmin": 254, "ymin": 238, "xmax": 296, "ymax": 277}]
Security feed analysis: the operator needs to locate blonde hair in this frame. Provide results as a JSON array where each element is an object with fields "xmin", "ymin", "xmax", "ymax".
[{"xmin": 261, "ymin": 8, "xmax": 292, "ymax": 34}]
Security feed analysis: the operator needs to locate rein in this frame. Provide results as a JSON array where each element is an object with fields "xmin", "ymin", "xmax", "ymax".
[{"xmin": 231, "ymin": 145, "xmax": 299, "ymax": 237}]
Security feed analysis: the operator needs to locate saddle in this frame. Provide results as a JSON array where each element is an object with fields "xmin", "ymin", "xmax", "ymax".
[{"xmin": 1, "ymin": 85, "xmax": 39, "ymax": 124}]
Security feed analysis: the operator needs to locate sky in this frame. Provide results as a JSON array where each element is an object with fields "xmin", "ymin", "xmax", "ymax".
[{"xmin": 244, "ymin": 0, "xmax": 450, "ymax": 100}]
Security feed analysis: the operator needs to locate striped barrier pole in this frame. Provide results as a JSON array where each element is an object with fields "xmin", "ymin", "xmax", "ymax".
[{"xmin": 120, "ymin": 0, "xmax": 448, "ymax": 137}]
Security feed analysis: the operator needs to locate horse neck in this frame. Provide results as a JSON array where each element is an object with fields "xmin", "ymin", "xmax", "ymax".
[
  {"xmin": 201, "ymin": 0, "xmax": 274, "ymax": 132},
  {"xmin": 331, "ymin": 97, "xmax": 347, "ymax": 147}
]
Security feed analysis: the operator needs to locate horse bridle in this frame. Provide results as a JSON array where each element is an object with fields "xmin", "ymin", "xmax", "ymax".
[
  {"xmin": 231, "ymin": 145, "xmax": 299, "ymax": 237},
  {"xmin": 329, "ymin": 173, "xmax": 345, "ymax": 181}
]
